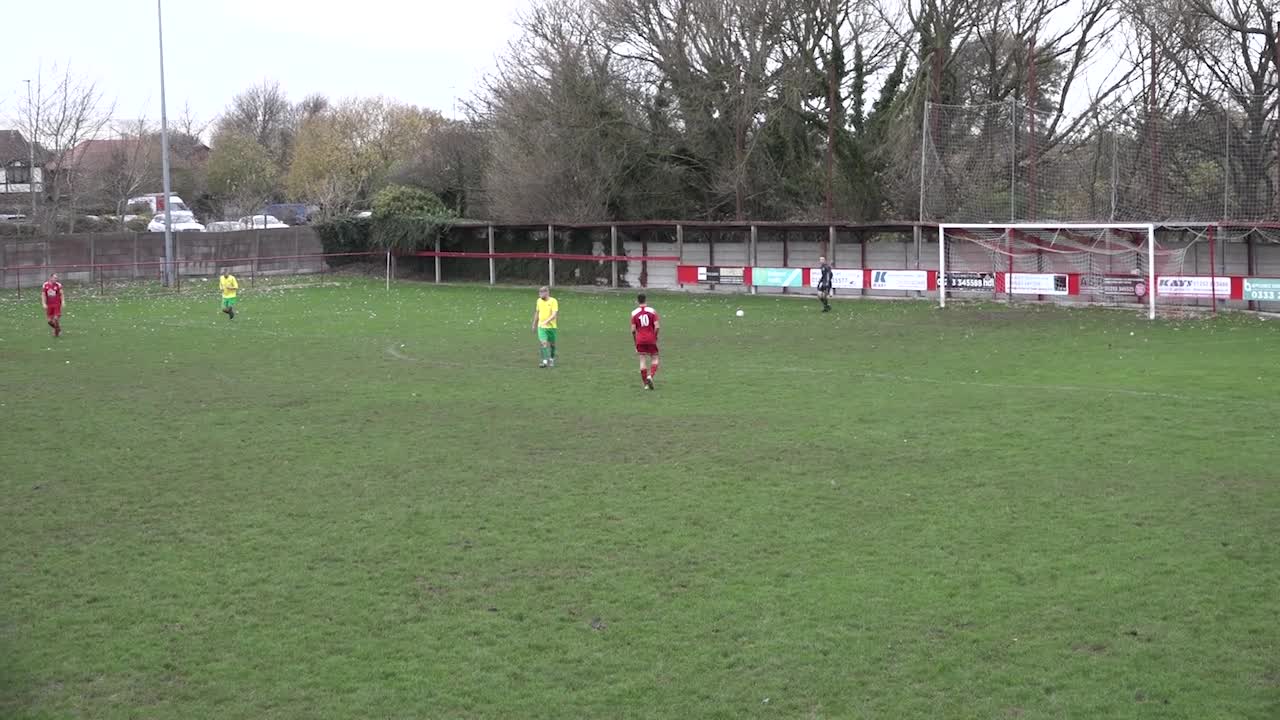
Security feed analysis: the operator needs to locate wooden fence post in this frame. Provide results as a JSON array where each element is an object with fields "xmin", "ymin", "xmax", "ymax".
[
  {"xmin": 488, "ymin": 224, "xmax": 496, "ymax": 285},
  {"xmin": 610, "ymin": 225, "xmax": 619, "ymax": 288},
  {"xmin": 547, "ymin": 224, "xmax": 555, "ymax": 287}
]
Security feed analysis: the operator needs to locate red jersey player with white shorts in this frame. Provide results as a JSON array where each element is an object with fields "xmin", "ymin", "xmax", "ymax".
[
  {"xmin": 631, "ymin": 293, "xmax": 660, "ymax": 390},
  {"xmin": 41, "ymin": 272, "xmax": 64, "ymax": 337}
]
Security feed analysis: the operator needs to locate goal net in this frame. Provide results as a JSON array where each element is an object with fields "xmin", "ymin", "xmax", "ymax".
[
  {"xmin": 937, "ymin": 223, "xmax": 1202, "ymax": 319},
  {"xmin": 921, "ymin": 99, "xmax": 1280, "ymax": 226}
]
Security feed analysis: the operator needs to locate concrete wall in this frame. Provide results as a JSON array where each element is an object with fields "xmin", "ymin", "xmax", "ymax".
[{"xmin": 0, "ymin": 228, "xmax": 324, "ymax": 290}]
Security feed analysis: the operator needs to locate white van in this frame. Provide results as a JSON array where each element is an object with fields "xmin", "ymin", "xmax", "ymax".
[{"xmin": 125, "ymin": 193, "xmax": 191, "ymax": 220}]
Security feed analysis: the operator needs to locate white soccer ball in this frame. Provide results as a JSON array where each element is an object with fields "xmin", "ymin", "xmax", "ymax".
[{"xmin": 735, "ymin": 309, "xmax": 744, "ymax": 317}]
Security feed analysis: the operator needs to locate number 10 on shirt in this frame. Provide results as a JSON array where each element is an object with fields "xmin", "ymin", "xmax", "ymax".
[{"xmin": 631, "ymin": 294, "xmax": 660, "ymax": 390}]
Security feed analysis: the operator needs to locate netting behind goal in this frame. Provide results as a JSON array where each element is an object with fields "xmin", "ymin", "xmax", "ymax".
[
  {"xmin": 922, "ymin": 100, "xmax": 1280, "ymax": 226},
  {"xmin": 939, "ymin": 224, "xmax": 1200, "ymax": 317}
]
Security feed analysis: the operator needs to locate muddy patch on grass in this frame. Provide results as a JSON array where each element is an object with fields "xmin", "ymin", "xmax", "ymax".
[
  {"xmin": 414, "ymin": 576, "xmax": 448, "ymax": 598},
  {"xmin": 1073, "ymin": 642, "xmax": 1109, "ymax": 655}
]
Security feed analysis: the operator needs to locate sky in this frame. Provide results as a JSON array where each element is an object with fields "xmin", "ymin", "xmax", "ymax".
[
  {"xmin": 0, "ymin": 0, "xmax": 534, "ymax": 135},
  {"xmin": 0, "ymin": 0, "xmax": 1136, "ymax": 144}
]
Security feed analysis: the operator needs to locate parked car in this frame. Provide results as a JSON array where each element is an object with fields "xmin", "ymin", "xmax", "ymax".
[
  {"xmin": 258, "ymin": 203, "xmax": 310, "ymax": 225},
  {"xmin": 206, "ymin": 221, "xmax": 245, "ymax": 233},
  {"xmin": 238, "ymin": 215, "xmax": 290, "ymax": 229},
  {"xmin": 148, "ymin": 210, "xmax": 205, "ymax": 233}
]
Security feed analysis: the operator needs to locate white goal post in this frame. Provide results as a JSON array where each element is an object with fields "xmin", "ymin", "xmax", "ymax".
[{"xmin": 937, "ymin": 223, "xmax": 1157, "ymax": 320}]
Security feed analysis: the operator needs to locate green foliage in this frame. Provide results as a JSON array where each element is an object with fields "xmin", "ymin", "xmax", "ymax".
[
  {"xmin": 288, "ymin": 99, "xmax": 435, "ymax": 216},
  {"xmin": 848, "ymin": 41, "xmax": 864, "ymax": 136},
  {"xmin": 841, "ymin": 50, "xmax": 911, "ymax": 221},
  {"xmin": 314, "ymin": 216, "xmax": 373, "ymax": 265},
  {"xmin": 371, "ymin": 184, "xmax": 448, "ymax": 218},
  {"xmin": 74, "ymin": 216, "xmax": 115, "ymax": 233},
  {"xmin": 314, "ymin": 186, "xmax": 457, "ymax": 256},
  {"xmin": 369, "ymin": 185, "xmax": 454, "ymax": 252},
  {"xmin": 370, "ymin": 216, "xmax": 447, "ymax": 253},
  {"xmin": 0, "ymin": 222, "xmax": 38, "ymax": 238},
  {"xmin": 757, "ymin": 104, "xmax": 823, "ymax": 214},
  {"xmin": 207, "ymin": 130, "xmax": 280, "ymax": 214}
]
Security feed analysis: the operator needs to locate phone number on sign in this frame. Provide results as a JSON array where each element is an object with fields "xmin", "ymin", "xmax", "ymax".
[{"xmin": 1250, "ymin": 290, "xmax": 1280, "ymax": 301}]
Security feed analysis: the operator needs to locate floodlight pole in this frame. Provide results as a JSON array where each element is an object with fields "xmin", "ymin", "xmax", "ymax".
[
  {"xmin": 157, "ymin": 0, "xmax": 175, "ymax": 286},
  {"xmin": 23, "ymin": 80, "xmax": 37, "ymax": 223}
]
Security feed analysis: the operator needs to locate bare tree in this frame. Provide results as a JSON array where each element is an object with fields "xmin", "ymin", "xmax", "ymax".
[
  {"xmin": 597, "ymin": 0, "xmax": 798, "ymax": 218},
  {"xmin": 762, "ymin": 0, "xmax": 903, "ymax": 219},
  {"xmin": 390, "ymin": 119, "xmax": 489, "ymax": 217},
  {"xmin": 481, "ymin": 0, "xmax": 649, "ymax": 221},
  {"xmin": 23, "ymin": 64, "xmax": 115, "ymax": 233},
  {"xmin": 773, "ymin": 0, "xmax": 898, "ymax": 117},
  {"xmin": 469, "ymin": 0, "xmax": 1202, "ymax": 223},
  {"xmin": 97, "ymin": 117, "xmax": 157, "ymax": 224},
  {"xmin": 287, "ymin": 98, "xmax": 434, "ymax": 218},
  {"xmin": 865, "ymin": 0, "xmax": 1147, "ymax": 219},
  {"xmin": 1128, "ymin": 0, "xmax": 1280, "ymax": 218},
  {"xmin": 215, "ymin": 81, "xmax": 296, "ymax": 170},
  {"xmin": 296, "ymin": 93, "xmax": 330, "ymax": 123},
  {"xmin": 173, "ymin": 100, "xmax": 211, "ymax": 142}
]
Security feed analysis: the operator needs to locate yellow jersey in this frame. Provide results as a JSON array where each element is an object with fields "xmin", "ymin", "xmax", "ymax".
[
  {"xmin": 536, "ymin": 297, "xmax": 558, "ymax": 328},
  {"xmin": 219, "ymin": 274, "xmax": 239, "ymax": 299}
]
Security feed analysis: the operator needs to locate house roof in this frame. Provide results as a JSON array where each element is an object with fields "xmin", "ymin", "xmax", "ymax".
[
  {"xmin": 50, "ymin": 135, "xmax": 209, "ymax": 173},
  {"xmin": 57, "ymin": 138, "xmax": 128, "ymax": 173},
  {"xmin": 0, "ymin": 129, "xmax": 40, "ymax": 165}
]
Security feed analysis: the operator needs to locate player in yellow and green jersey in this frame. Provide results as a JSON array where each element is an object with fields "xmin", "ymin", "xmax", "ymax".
[
  {"xmin": 219, "ymin": 271, "xmax": 239, "ymax": 320},
  {"xmin": 531, "ymin": 286, "xmax": 559, "ymax": 367}
]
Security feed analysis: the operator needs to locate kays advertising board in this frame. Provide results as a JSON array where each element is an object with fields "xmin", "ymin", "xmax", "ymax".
[{"xmin": 1156, "ymin": 276, "xmax": 1232, "ymax": 298}]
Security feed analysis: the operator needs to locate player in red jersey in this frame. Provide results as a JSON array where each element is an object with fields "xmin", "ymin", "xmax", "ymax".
[
  {"xmin": 631, "ymin": 293, "xmax": 660, "ymax": 390},
  {"xmin": 41, "ymin": 272, "xmax": 64, "ymax": 337}
]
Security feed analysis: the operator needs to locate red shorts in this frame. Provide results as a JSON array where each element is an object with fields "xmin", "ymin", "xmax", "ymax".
[
  {"xmin": 45, "ymin": 304, "xmax": 62, "ymax": 319},
  {"xmin": 635, "ymin": 342, "xmax": 659, "ymax": 355}
]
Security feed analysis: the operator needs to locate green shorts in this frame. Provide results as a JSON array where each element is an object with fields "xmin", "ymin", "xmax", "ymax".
[
  {"xmin": 537, "ymin": 327, "xmax": 558, "ymax": 344},
  {"xmin": 222, "ymin": 296, "xmax": 237, "ymax": 308}
]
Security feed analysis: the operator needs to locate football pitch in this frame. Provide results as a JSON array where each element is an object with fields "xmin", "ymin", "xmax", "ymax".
[{"xmin": 1, "ymin": 278, "xmax": 1277, "ymax": 719}]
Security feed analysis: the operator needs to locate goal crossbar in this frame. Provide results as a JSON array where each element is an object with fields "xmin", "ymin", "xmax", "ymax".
[{"xmin": 937, "ymin": 222, "xmax": 1157, "ymax": 320}]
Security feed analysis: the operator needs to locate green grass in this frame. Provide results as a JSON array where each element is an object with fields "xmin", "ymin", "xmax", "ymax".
[{"xmin": 2, "ymin": 279, "xmax": 1278, "ymax": 719}]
